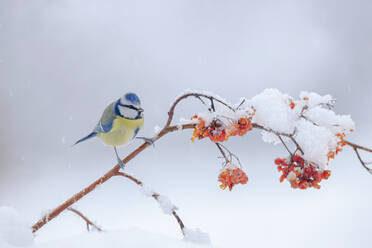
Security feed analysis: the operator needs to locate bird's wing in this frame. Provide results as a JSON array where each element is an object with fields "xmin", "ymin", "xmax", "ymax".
[{"xmin": 94, "ymin": 102, "xmax": 116, "ymax": 133}]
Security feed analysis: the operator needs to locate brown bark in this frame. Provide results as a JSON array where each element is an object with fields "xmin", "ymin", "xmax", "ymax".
[
  {"xmin": 67, "ymin": 207, "xmax": 103, "ymax": 232},
  {"xmin": 31, "ymin": 124, "xmax": 195, "ymax": 233},
  {"xmin": 31, "ymin": 92, "xmax": 372, "ymax": 234}
]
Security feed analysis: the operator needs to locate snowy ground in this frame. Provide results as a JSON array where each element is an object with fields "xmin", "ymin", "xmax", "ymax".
[
  {"xmin": 0, "ymin": 206, "xmax": 212, "ymax": 247},
  {"xmin": 1, "ymin": 227, "xmax": 213, "ymax": 248}
]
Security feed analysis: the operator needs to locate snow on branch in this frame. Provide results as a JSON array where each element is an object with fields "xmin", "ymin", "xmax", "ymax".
[
  {"xmin": 183, "ymin": 227, "xmax": 211, "ymax": 245},
  {"xmin": 31, "ymin": 89, "xmax": 371, "ymax": 239},
  {"xmin": 190, "ymin": 88, "xmax": 362, "ymax": 190},
  {"xmin": 115, "ymin": 172, "xmax": 186, "ymax": 235}
]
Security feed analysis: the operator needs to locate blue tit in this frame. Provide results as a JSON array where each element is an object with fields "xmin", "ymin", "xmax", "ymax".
[{"xmin": 74, "ymin": 92, "xmax": 146, "ymax": 169}]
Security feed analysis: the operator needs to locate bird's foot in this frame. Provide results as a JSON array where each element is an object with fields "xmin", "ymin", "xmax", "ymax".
[
  {"xmin": 136, "ymin": 137, "xmax": 155, "ymax": 147},
  {"xmin": 117, "ymin": 158, "xmax": 126, "ymax": 170}
]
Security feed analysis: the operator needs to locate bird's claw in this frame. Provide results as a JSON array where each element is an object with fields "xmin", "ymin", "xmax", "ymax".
[
  {"xmin": 117, "ymin": 158, "xmax": 126, "ymax": 170},
  {"xmin": 136, "ymin": 137, "xmax": 155, "ymax": 147}
]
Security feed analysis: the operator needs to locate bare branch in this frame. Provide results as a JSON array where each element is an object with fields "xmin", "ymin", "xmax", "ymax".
[
  {"xmin": 352, "ymin": 148, "xmax": 372, "ymax": 175},
  {"xmin": 31, "ymin": 123, "xmax": 195, "ymax": 233},
  {"xmin": 114, "ymin": 171, "xmax": 143, "ymax": 185},
  {"xmin": 215, "ymin": 143, "xmax": 243, "ymax": 168},
  {"xmin": 345, "ymin": 140, "xmax": 372, "ymax": 153},
  {"xmin": 67, "ymin": 207, "xmax": 102, "ymax": 232},
  {"xmin": 215, "ymin": 143, "xmax": 229, "ymax": 164},
  {"xmin": 165, "ymin": 93, "xmax": 235, "ymax": 128},
  {"xmin": 235, "ymin": 98, "xmax": 246, "ymax": 110},
  {"xmin": 252, "ymin": 123, "xmax": 304, "ymax": 155},
  {"xmin": 289, "ymin": 135, "xmax": 304, "ymax": 155},
  {"xmin": 345, "ymin": 140, "xmax": 372, "ymax": 175},
  {"xmin": 252, "ymin": 123, "xmax": 292, "ymax": 138},
  {"xmin": 31, "ymin": 91, "xmax": 372, "ymax": 236},
  {"xmin": 33, "ymin": 92, "xmax": 218, "ymax": 233},
  {"xmin": 277, "ymin": 135, "xmax": 292, "ymax": 156}
]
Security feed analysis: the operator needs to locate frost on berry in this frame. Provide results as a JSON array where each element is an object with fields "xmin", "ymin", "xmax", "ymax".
[
  {"xmin": 191, "ymin": 111, "xmax": 254, "ymax": 143},
  {"xmin": 187, "ymin": 89, "xmax": 356, "ymax": 191},
  {"xmin": 275, "ymin": 155, "xmax": 331, "ymax": 190}
]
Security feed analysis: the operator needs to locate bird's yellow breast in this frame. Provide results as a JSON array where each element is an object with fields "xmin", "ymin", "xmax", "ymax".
[{"xmin": 97, "ymin": 116, "xmax": 144, "ymax": 147}]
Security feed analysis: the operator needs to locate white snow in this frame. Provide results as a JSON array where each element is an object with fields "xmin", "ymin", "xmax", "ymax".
[
  {"xmin": 224, "ymin": 162, "xmax": 238, "ymax": 170},
  {"xmin": 299, "ymin": 91, "xmax": 334, "ymax": 108},
  {"xmin": 140, "ymin": 184, "xmax": 155, "ymax": 197},
  {"xmin": 154, "ymin": 125, "xmax": 162, "ymax": 135},
  {"xmin": 250, "ymin": 88, "xmax": 297, "ymax": 134},
  {"xmin": 294, "ymin": 120, "xmax": 336, "ymax": 167},
  {"xmin": 183, "ymin": 227, "xmax": 211, "ymax": 245},
  {"xmin": 191, "ymin": 88, "xmax": 355, "ymax": 168},
  {"xmin": 0, "ymin": 207, "xmax": 34, "ymax": 247},
  {"xmin": 140, "ymin": 185, "xmax": 178, "ymax": 215},
  {"xmin": 156, "ymin": 195, "xmax": 178, "ymax": 215},
  {"xmin": 0, "ymin": 206, "xmax": 212, "ymax": 248},
  {"xmin": 2, "ymin": 228, "xmax": 213, "ymax": 248},
  {"xmin": 302, "ymin": 106, "xmax": 355, "ymax": 134},
  {"xmin": 261, "ymin": 131, "xmax": 281, "ymax": 145},
  {"xmin": 182, "ymin": 89, "xmax": 232, "ymax": 109}
]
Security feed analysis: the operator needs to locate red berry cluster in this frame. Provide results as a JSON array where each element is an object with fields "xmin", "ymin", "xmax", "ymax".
[
  {"xmin": 218, "ymin": 167, "xmax": 248, "ymax": 191},
  {"xmin": 191, "ymin": 115, "xmax": 253, "ymax": 143},
  {"xmin": 275, "ymin": 155, "xmax": 331, "ymax": 190}
]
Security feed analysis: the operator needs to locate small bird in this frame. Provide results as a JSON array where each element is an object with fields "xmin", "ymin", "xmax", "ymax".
[{"xmin": 74, "ymin": 92, "xmax": 148, "ymax": 169}]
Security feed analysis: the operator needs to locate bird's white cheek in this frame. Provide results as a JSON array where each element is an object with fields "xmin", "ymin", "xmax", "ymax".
[{"xmin": 118, "ymin": 105, "xmax": 138, "ymax": 119}]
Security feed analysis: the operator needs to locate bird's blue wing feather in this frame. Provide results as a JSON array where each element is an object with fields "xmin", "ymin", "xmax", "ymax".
[
  {"xmin": 74, "ymin": 132, "xmax": 97, "ymax": 146},
  {"xmin": 94, "ymin": 102, "xmax": 116, "ymax": 133}
]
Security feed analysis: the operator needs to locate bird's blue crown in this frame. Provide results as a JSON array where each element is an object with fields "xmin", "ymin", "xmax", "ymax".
[{"xmin": 124, "ymin": 93, "xmax": 140, "ymax": 105}]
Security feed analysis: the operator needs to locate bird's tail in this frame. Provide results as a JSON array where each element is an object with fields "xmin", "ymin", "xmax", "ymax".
[{"xmin": 73, "ymin": 132, "xmax": 96, "ymax": 146}]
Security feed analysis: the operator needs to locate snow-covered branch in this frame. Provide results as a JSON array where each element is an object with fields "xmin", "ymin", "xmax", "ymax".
[
  {"xmin": 31, "ymin": 89, "xmax": 371, "ymax": 238},
  {"xmin": 115, "ymin": 172, "xmax": 186, "ymax": 235}
]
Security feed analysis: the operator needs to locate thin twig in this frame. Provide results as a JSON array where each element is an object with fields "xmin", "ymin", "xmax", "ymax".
[
  {"xmin": 31, "ymin": 91, "xmax": 372, "ymax": 235},
  {"xmin": 31, "ymin": 124, "xmax": 195, "ymax": 233},
  {"xmin": 235, "ymin": 98, "xmax": 246, "ymax": 110},
  {"xmin": 289, "ymin": 136, "xmax": 304, "ymax": 155},
  {"xmin": 217, "ymin": 143, "xmax": 242, "ymax": 167},
  {"xmin": 345, "ymin": 140, "xmax": 372, "ymax": 153},
  {"xmin": 252, "ymin": 123, "xmax": 304, "ymax": 155},
  {"xmin": 215, "ymin": 143, "xmax": 229, "ymax": 164},
  {"xmin": 277, "ymin": 135, "xmax": 292, "ymax": 156},
  {"xmin": 33, "ymin": 92, "xmax": 210, "ymax": 233},
  {"xmin": 216, "ymin": 143, "xmax": 242, "ymax": 167},
  {"xmin": 165, "ymin": 93, "xmax": 235, "ymax": 127},
  {"xmin": 345, "ymin": 140, "xmax": 372, "ymax": 174},
  {"xmin": 209, "ymin": 97, "xmax": 216, "ymax": 112},
  {"xmin": 115, "ymin": 171, "xmax": 185, "ymax": 235},
  {"xmin": 67, "ymin": 207, "xmax": 102, "ymax": 232},
  {"xmin": 352, "ymin": 148, "xmax": 372, "ymax": 175},
  {"xmin": 252, "ymin": 123, "xmax": 293, "ymax": 138}
]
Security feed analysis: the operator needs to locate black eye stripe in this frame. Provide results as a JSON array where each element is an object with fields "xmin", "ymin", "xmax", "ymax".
[{"xmin": 118, "ymin": 103, "xmax": 140, "ymax": 111}]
